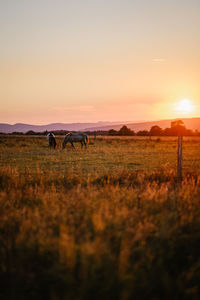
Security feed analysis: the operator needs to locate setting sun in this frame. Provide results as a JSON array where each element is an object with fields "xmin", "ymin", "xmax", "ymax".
[{"xmin": 175, "ymin": 99, "xmax": 195, "ymax": 114}]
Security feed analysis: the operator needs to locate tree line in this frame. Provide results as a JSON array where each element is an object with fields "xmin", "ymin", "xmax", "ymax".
[{"xmin": 108, "ymin": 124, "xmax": 200, "ymax": 136}]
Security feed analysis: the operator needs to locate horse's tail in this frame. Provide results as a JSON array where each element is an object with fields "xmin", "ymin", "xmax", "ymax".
[
  {"xmin": 85, "ymin": 135, "xmax": 89, "ymax": 144},
  {"xmin": 53, "ymin": 137, "xmax": 57, "ymax": 149}
]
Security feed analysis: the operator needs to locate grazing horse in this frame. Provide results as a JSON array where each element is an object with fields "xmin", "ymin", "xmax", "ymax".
[
  {"xmin": 46, "ymin": 133, "xmax": 57, "ymax": 149},
  {"xmin": 62, "ymin": 132, "xmax": 89, "ymax": 149}
]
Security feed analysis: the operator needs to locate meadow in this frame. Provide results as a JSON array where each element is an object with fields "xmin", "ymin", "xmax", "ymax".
[{"xmin": 0, "ymin": 135, "xmax": 200, "ymax": 299}]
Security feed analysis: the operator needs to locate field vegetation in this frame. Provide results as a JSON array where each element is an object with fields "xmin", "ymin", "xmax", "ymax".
[{"xmin": 0, "ymin": 135, "xmax": 200, "ymax": 299}]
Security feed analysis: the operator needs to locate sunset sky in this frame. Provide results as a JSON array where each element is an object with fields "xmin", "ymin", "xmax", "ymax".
[{"xmin": 0, "ymin": 0, "xmax": 200, "ymax": 124}]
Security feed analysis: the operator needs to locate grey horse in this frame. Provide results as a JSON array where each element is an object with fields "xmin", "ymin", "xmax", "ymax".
[{"xmin": 62, "ymin": 132, "xmax": 89, "ymax": 149}]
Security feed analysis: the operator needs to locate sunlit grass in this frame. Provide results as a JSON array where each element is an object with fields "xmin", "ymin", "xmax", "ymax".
[
  {"xmin": 0, "ymin": 135, "xmax": 200, "ymax": 298},
  {"xmin": 0, "ymin": 136, "xmax": 199, "ymax": 173}
]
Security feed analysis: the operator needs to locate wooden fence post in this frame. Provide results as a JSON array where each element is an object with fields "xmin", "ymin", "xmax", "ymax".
[{"xmin": 177, "ymin": 135, "xmax": 183, "ymax": 181}]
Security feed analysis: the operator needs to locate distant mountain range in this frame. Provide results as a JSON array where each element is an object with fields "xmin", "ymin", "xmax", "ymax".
[
  {"xmin": 0, "ymin": 118, "xmax": 200, "ymax": 133},
  {"xmin": 0, "ymin": 121, "xmax": 126, "ymax": 133}
]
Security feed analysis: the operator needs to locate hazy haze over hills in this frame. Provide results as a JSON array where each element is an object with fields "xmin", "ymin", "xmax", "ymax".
[
  {"xmin": 84, "ymin": 118, "xmax": 200, "ymax": 132},
  {"xmin": 0, "ymin": 118, "xmax": 200, "ymax": 133},
  {"xmin": 0, "ymin": 121, "xmax": 127, "ymax": 133}
]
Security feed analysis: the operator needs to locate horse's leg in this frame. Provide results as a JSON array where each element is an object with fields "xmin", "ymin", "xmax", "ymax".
[
  {"xmin": 70, "ymin": 142, "xmax": 75, "ymax": 149},
  {"xmin": 83, "ymin": 140, "xmax": 87, "ymax": 148},
  {"xmin": 62, "ymin": 141, "xmax": 67, "ymax": 149},
  {"xmin": 80, "ymin": 141, "xmax": 83, "ymax": 148}
]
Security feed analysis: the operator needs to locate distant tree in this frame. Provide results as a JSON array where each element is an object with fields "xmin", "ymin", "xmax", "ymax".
[
  {"xmin": 26, "ymin": 130, "xmax": 36, "ymax": 135},
  {"xmin": 118, "ymin": 125, "xmax": 135, "ymax": 136},
  {"xmin": 163, "ymin": 128, "xmax": 172, "ymax": 136},
  {"xmin": 12, "ymin": 132, "xmax": 24, "ymax": 135},
  {"xmin": 170, "ymin": 125, "xmax": 186, "ymax": 136},
  {"xmin": 163, "ymin": 121, "xmax": 196, "ymax": 136},
  {"xmin": 149, "ymin": 125, "xmax": 163, "ymax": 136},
  {"xmin": 137, "ymin": 130, "xmax": 149, "ymax": 136},
  {"xmin": 171, "ymin": 120, "xmax": 184, "ymax": 128},
  {"xmin": 170, "ymin": 119, "xmax": 187, "ymax": 136},
  {"xmin": 108, "ymin": 129, "xmax": 118, "ymax": 136},
  {"xmin": 185, "ymin": 129, "xmax": 194, "ymax": 136}
]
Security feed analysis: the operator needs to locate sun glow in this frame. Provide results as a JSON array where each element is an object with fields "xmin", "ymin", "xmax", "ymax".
[{"xmin": 175, "ymin": 99, "xmax": 195, "ymax": 114}]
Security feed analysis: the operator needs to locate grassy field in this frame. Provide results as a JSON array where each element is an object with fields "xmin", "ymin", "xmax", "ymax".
[{"xmin": 0, "ymin": 135, "xmax": 200, "ymax": 299}]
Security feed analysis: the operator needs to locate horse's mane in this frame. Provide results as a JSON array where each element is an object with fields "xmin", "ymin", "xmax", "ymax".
[
  {"xmin": 65, "ymin": 132, "xmax": 86, "ymax": 136},
  {"xmin": 65, "ymin": 132, "xmax": 72, "ymax": 137}
]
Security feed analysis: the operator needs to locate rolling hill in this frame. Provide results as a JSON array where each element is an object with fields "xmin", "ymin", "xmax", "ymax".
[
  {"xmin": 0, "ymin": 121, "xmax": 125, "ymax": 133},
  {"xmin": 0, "ymin": 118, "xmax": 200, "ymax": 133},
  {"xmin": 84, "ymin": 118, "xmax": 200, "ymax": 132}
]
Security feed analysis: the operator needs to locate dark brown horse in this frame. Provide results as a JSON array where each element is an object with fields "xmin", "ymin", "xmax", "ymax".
[{"xmin": 46, "ymin": 133, "xmax": 57, "ymax": 149}]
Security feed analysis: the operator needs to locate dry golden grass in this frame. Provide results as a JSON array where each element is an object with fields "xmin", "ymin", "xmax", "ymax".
[{"xmin": 0, "ymin": 135, "xmax": 200, "ymax": 299}]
